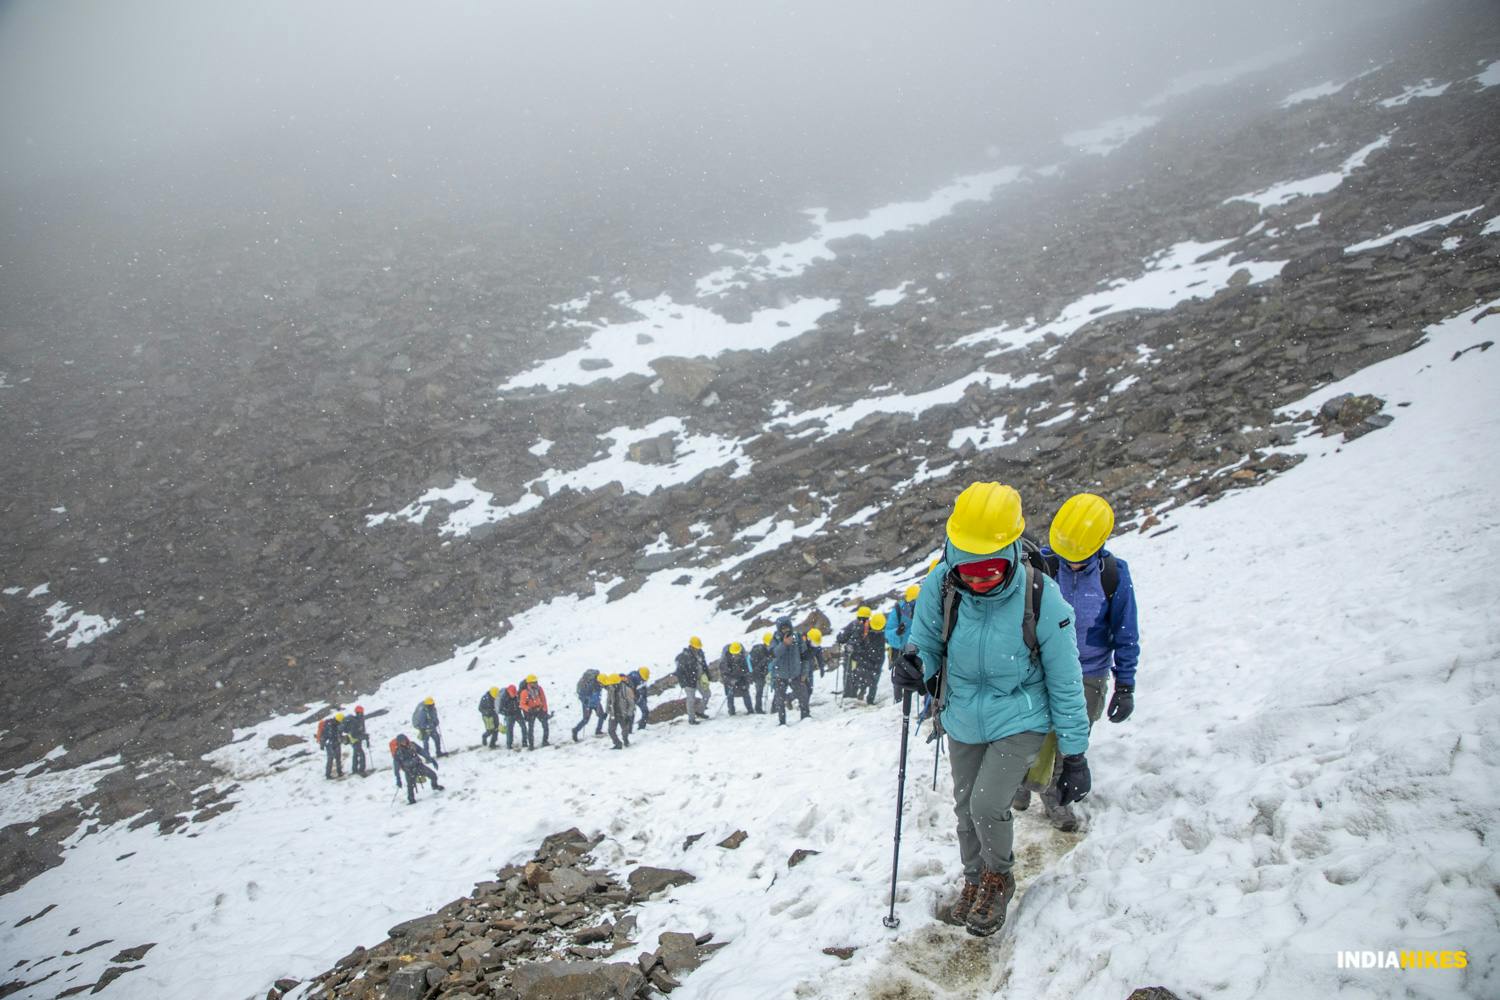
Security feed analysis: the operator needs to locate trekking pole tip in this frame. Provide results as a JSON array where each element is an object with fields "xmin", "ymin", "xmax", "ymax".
[{"xmin": 882, "ymin": 914, "xmax": 901, "ymax": 929}]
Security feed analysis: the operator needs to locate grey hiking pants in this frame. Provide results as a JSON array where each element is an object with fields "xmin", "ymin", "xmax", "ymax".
[{"xmin": 949, "ymin": 730, "xmax": 1047, "ymax": 880}]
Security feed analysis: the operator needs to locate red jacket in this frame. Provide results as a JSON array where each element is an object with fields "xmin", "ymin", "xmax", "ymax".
[{"xmin": 519, "ymin": 683, "xmax": 549, "ymax": 715}]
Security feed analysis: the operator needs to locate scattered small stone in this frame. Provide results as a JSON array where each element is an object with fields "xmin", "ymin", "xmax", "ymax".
[
  {"xmin": 787, "ymin": 849, "xmax": 821, "ymax": 869},
  {"xmin": 822, "ymin": 946, "xmax": 857, "ymax": 960},
  {"xmin": 716, "ymin": 830, "xmax": 748, "ymax": 850}
]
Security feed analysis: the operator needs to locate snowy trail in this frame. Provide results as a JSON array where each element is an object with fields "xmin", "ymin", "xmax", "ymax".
[{"xmin": 3, "ymin": 301, "xmax": 1498, "ymax": 999}]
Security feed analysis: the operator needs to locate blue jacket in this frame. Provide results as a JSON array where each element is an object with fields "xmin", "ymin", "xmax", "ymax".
[
  {"xmin": 884, "ymin": 599, "xmax": 915, "ymax": 650},
  {"xmin": 908, "ymin": 539, "xmax": 1090, "ymax": 756},
  {"xmin": 1047, "ymin": 548, "xmax": 1139, "ymax": 687},
  {"xmin": 414, "ymin": 703, "xmax": 439, "ymax": 732}
]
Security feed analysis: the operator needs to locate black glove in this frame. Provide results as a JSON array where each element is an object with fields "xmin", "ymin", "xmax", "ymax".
[
  {"xmin": 1107, "ymin": 685, "xmax": 1134, "ymax": 724},
  {"xmin": 891, "ymin": 649, "xmax": 926, "ymax": 694},
  {"xmin": 1057, "ymin": 754, "xmax": 1091, "ymax": 805}
]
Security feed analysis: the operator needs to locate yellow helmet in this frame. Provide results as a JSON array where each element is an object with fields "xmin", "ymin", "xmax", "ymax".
[
  {"xmin": 639, "ymin": 666, "xmax": 651, "ymax": 680},
  {"xmin": 525, "ymin": 674, "xmax": 538, "ymax": 684},
  {"xmin": 947, "ymin": 482, "xmax": 1024, "ymax": 555},
  {"xmin": 807, "ymin": 627, "xmax": 823, "ymax": 645},
  {"xmin": 689, "ymin": 636, "xmax": 703, "ymax": 649},
  {"xmin": 334, "ymin": 712, "xmax": 345, "ymax": 722},
  {"xmin": 729, "ymin": 642, "xmax": 743, "ymax": 654},
  {"xmin": 856, "ymin": 606, "xmax": 872, "ymax": 619},
  {"xmin": 489, "ymin": 686, "xmax": 500, "ymax": 697},
  {"xmin": 599, "ymin": 673, "xmax": 619, "ymax": 686},
  {"xmin": 423, "ymin": 697, "xmax": 435, "ymax": 705},
  {"xmin": 904, "ymin": 584, "xmax": 920, "ymax": 602},
  {"xmin": 762, "ymin": 632, "xmax": 773, "ymax": 646},
  {"xmin": 870, "ymin": 613, "xmax": 887, "ymax": 630},
  {"xmin": 1050, "ymin": 493, "xmax": 1115, "ymax": 562}
]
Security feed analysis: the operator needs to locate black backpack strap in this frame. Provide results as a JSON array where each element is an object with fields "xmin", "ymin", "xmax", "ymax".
[
  {"xmin": 1099, "ymin": 554, "xmax": 1119, "ymax": 603},
  {"xmin": 1043, "ymin": 553, "xmax": 1060, "ymax": 578},
  {"xmin": 1021, "ymin": 563, "xmax": 1043, "ymax": 663}
]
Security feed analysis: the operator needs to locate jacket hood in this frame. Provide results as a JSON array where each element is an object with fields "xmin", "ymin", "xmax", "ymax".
[{"xmin": 943, "ymin": 538, "xmax": 1024, "ymax": 600}]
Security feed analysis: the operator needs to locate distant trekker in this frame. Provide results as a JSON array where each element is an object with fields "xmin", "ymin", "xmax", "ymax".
[
  {"xmin": 675, "ymin": 637, "xmax": 710, "ymax": 724},
  {"xmin": 720, "ymin": 642, "xmax": 754, "ymax": 715},
  {"xmin": 412, "ymin": 697, "xmax": 444, "ymax": 757},
  {"xmin": 518, "ymin": 675, "xmax": 551, "ymax": 748},
  {"xmin": 318, "ymin": 712, "xmax": 344, "ymax": 779},
  {"xmin": 478, "ymin": 687, "xmax": 502, "ymax": 749},
  {"xmin": 749, "ymin": 634, "xmax": 772, "ymax": 713},
  {"xmin": 344, "ymin": 705, "xmax": 371, "ymax": 775},
  {"xmin": 498, "ymin": 684, "xmax": 523, "ymax": 749},
  {"xmin": 626, "ymin": 667, "xmax": 652, "ymax": 728},
  {"xmin": 390, "ymin": 733, "xmax": 443, "ymax": 804},
  {"xmin": 573, "ymin": 669, "xmax": 606, "ymax": 742},
  {"xmin": 602, "ymin": 673, "xmax": 638, "ymax": 749}
]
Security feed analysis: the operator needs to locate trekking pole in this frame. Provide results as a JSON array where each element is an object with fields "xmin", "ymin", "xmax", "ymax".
[
  {"xmin": 932, "ymin": 735, "xmax": 940, "ymax": 791},
  {"xmin": 883, "ymin": 688, "xmax": 914, "ymax": 930}
]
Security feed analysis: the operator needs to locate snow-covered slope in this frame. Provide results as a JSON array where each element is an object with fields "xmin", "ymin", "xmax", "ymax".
[{"xmin": 2, "ymin": 299, "xmax": 1495, "ymax": 999}]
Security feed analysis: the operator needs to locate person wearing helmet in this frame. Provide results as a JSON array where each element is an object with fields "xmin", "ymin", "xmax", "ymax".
[
  {"xmin": 344, "ymin": 705, "xmax": 371, "ymax": 775},
  {"xmin": 319, "ymin": 712, "xmax": 345, "ymax": 779},
  {"xmin": 479, "ymin": 687, "xmax": 502, "ymax": 749},
  {"xmin": 412, "ymin": 697, "xmax": 444, "ymax": 758},
  {"xmin": 675, "ymin": 637, "xmax": 710, "ymax": 724},
  {"xmin": 749, "ymin": 634, "xmax": 773, "ymax": 714},
  {"xmin": 1021, "ymin": 493, "xmax": 1140, "ymax": 831},
  {"xmin": 572, "ymin": 670, "xmax": 606, "ymax": 742},
  {"xmin": 518, "ymin": 676, "xmax": 550, "ymax": 749},
  {"xmin": 625, "ymin": 667, "xmax": 652, "ymax": 728},
  {"xmin": 498, "ymin": 684, "xmax": 523, "ymax": 749},
  {"xmin": 892, "ymin": 481, "xmax": 1091, "ymax": 938},
  {"xmin": 885, "ymin": 584, "xmax": 922, "ymax": 669},
  {"xmin": 719, "ymin": 642, "xmax": 753, "ymax": 715},
  {"xmin": 838, "ymin": 611, "xmax": 885, "ymax": 704},
  {"xmin": 602, "ymin": 673, "xmax": 638, "ymax": 749},
  {"xmin": 390, "ymin": 732, "xmax": 443, "ymax": 804},
  {"xmin": 801, "ymin": 626, "xmax": 827, "ymax": 694},
  {"xmin": 769, "ymin": 617, "xmax": 810, "ymax": 725},
  {"xmin": 855, "ymin": 615, "xmax": 889, "ymax": 705}
]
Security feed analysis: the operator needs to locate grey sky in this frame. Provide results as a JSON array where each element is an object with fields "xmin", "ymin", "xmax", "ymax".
[{"xmin": 0, "ymin": 0, "xmax": 1426, "ymax": 245}]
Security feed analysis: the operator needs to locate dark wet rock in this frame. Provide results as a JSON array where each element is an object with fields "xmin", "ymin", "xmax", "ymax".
[
  {"xmin": 626, "ymin": 867, "xmax": 695, "ymax": 900},
  {"xmin": 822, "ymin": 946, "xmax": 857, "ymax": 960},
  {"xmin": 787, "ymin": 849, "xmax": 821, "ymax": 869},
  {"xmin": 716, "ymin": 830, "xmax": 748, "ymax": 850},
  {"xmin": 108, "ymin": 943, "xmax": 154, "ymax": 963}
]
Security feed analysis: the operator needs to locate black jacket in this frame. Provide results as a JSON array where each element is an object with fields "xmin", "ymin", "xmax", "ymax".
[
  {"xmin": 675, "ymin": 647, "xmax": 707, "ymax": 688},
  {"xmin": 498, "ymin": 689, "xmax": 522, "ymax": 719},
  {"xmin": 749, "ymin": 644, "xmax": 772, "ymax": 681},
  {"xmin": 392, "ymin": 741, "xmax": 436, "ymax": 771},
  {"xmin": 720, "ymin": 650, "xmax": 751, "ymax": 689},
  {"xmin": 342, "ymin": 715, "xmax": 369, "ymax": 744},
  {"xmin": 319, "ymin": 717, "xmax": 342, "ymax": 749},
  {"xmin": 846, "ymin": 622, "xmax": 886, "ymax": 669},
  {"xmin": 478, "ymin": 691, "xmax": 497, "ymax": 717}
]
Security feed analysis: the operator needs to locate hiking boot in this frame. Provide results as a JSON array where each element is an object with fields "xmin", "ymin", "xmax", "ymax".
[
  {"xmin": 966, "ymin": 869, "xmax": 1015, "ymax": 937},
  {"xmin": 1012, "ymin": 786, "xmax": 1032, "ymax": 812},
  {"xmin": 949, "ymin": 880, "xmax": 980, "ymax": 925},
  {"xmin": 572, "ymin": 728, "xmax": 581, "ymax": 742},
  {"xmin": 1044, "ymin": 800, "xmax": 1079, "ymax": 833}
]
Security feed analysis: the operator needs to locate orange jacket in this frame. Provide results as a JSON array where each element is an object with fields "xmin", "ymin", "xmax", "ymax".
[{"xmin": 519, "ymin": 683, "xmax": 548, "ymax": 715}]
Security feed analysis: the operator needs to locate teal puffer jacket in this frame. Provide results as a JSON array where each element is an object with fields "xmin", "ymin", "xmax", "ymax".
[{"xmin": 908, "ymin": 539, "xmax": 1090, "ymax": 756}]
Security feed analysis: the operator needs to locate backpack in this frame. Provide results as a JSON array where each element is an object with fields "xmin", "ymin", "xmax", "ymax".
[
  {"xmin": 316, "ymin": 718, "xmax": 328, "ymax": 744},
  {"xmin": 412, "ymin": 705, "xmax": 424, "ymax": 729},
  {"xmin": 577, "ymin": 669, "xmax": 600, "ymax": 698},
  {"xmin": 388, "ymin": 738, "xmax": 400, "ymax": 757},
  {"xmin": 1040, "ymin": 552, "xmax": 1120, "ymax": 604}
]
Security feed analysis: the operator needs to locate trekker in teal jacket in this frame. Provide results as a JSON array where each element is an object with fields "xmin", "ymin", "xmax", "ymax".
[{"xmin": 893, "ymin": 481, "xmax": 1091, "ymax": 940}]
